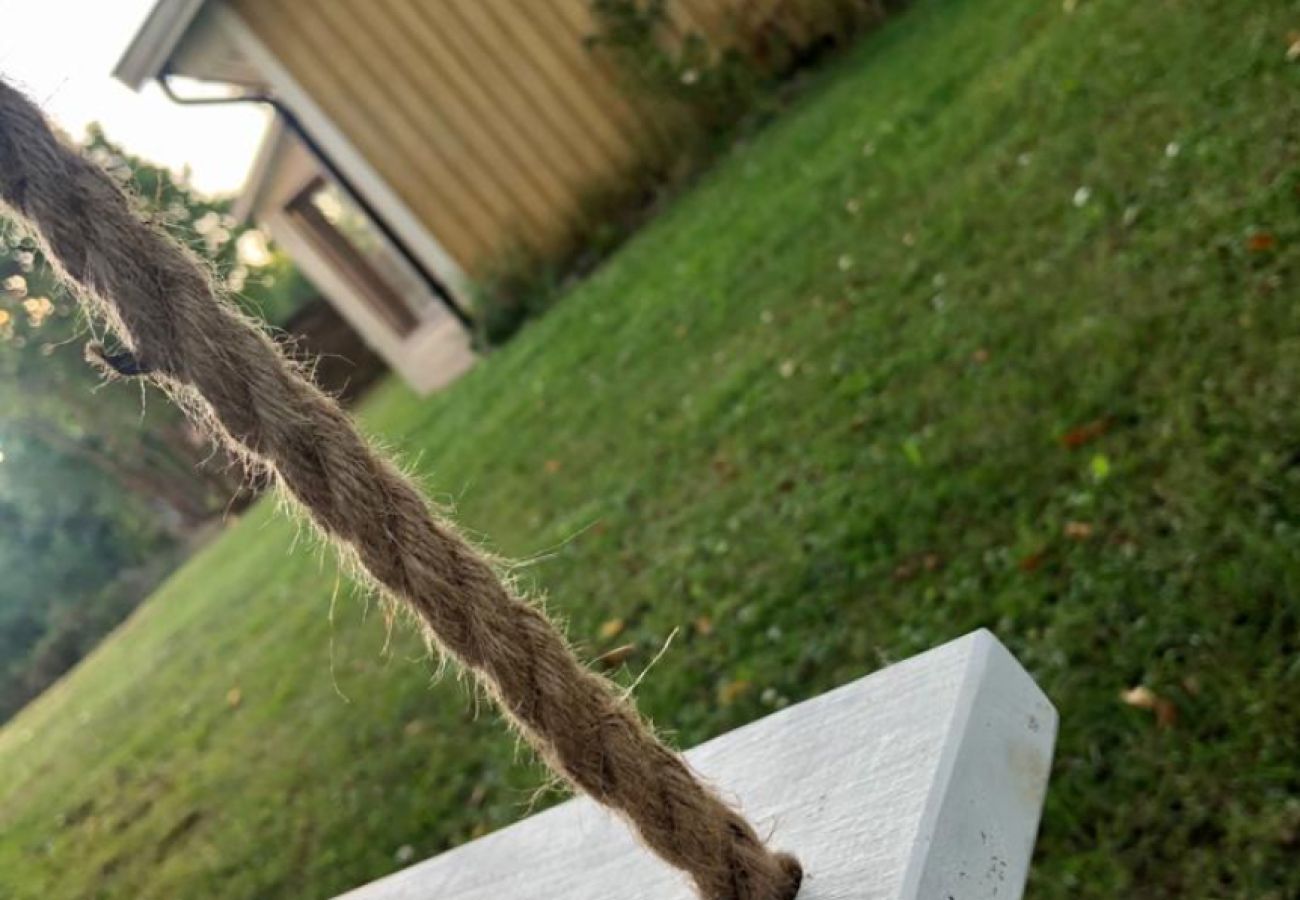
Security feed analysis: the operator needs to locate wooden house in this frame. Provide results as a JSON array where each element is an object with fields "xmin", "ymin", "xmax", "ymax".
[{"xmin": 115, "ymin": 1, "xmax": 875, "ymax": 392}]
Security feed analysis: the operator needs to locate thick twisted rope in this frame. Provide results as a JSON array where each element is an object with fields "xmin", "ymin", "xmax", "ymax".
[{"xmin": 0, "ymin": 82, "xmax": 801, "ymax": 899}]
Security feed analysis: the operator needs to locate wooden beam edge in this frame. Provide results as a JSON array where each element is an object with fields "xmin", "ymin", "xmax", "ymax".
[{"xmin": 900, "ymin": 629, "xmax": 1059, "ymax": 899}]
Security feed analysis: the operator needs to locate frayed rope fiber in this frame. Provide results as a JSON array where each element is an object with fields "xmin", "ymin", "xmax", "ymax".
[{"xmin": 0, "ymin": 82, "xmax": 801, "ymax": 899}]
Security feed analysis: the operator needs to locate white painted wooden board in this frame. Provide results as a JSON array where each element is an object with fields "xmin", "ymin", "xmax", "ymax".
[{"xmin": 339, "ymin": 630, "xmax": 1057, "ymax": 900}]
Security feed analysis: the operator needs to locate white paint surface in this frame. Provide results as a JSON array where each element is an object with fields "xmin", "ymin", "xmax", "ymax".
[{"xmin": 338, "ymin": 630, "xmax": 1057, "ymax": 900}]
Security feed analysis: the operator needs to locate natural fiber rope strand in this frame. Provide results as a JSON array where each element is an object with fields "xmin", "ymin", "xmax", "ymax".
[{"xmin": 0, "ymin": 82, "xmax": 801, "ymax": 900}]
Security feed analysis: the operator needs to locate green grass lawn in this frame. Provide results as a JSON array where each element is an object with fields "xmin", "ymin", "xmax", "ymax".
[{"xmin": 2, "ymin": 0, "xmax": 1298, "ymax": 896}]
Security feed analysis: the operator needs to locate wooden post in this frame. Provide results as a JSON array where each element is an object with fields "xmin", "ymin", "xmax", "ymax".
[{"xmin": 339, "ymin": 630, "xmax": 1057, "ymax": 900}]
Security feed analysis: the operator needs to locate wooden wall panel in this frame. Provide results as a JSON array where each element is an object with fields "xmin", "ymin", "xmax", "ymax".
[{"xmin": 229, "ymin": 0, "xmax": 859, "ymax": 276}]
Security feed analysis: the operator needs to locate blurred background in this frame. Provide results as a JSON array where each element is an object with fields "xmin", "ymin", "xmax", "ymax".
[{"xmin": 0, "ymin": 1, "xmax": 1297, "ymax": 898}]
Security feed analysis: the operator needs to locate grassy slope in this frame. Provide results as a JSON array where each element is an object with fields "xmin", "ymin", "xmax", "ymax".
[{"xmin": 2, "ymin": 0, "xmax": 1298, "ymax": 896}]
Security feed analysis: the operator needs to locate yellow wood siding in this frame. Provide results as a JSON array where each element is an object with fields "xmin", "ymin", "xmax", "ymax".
[{"xmin": 230, "ymin": 0, "xmax": 867, "ymax": 275}]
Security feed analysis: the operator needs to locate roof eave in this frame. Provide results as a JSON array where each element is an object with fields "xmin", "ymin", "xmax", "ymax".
[{"xmin": 112, "ymin": 0, "xmax": 209, "ymax": 90}]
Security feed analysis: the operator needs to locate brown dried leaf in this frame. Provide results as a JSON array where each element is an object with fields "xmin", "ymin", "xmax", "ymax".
[
  {"xmin": 717, "ymin": 679, "xmax": 752, "ymax": 706},
  {"xmin": 1154, "ymin": 697, "xmax": 1179, "ymax": 730},
  {"xmin": 1247, "ymin": 232, "xmax": 1277, "ymax": 253},
  {"xmin": 1018, "ymin": 550, "xmax": 1048, "ymax": 573},
  {"xmin": 1121, "ymin": 685, "xmax": 1178, "ymax": 729},
  {"xmin": 596, "ymin": 643, "xmax": 636, "ymax": 669},
  {"xmin": 892, "ymin": 560, "xmax": 918, "ymax": 582},
  {"xmin": 711, "ymin": 456, "xmax": 738, "ymax": 481},
  {"xmin": 1064, "ymin": 521, "xmax": 1095, "ymax": 541},
  {"xmin": 598, "ymin": 618, "xmax": 626, "ymax": 641},
  {"xmin": 1060, "ymin": 418, "xmax": 1111, "ymax": 449}
]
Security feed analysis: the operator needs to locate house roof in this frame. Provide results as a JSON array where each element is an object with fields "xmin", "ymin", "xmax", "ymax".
[
  {"xmin": 113, "ymin": 0, "xmax": 209, "ymax": 90},
  {"xmin": 113, "ymin": 0, "xmax": 278, "ymax": 216}
]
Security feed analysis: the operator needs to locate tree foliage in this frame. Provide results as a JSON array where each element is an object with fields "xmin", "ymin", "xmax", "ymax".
[{"xmin": 0, "ymin": 124, "xmax": 314, "ymax": 721}]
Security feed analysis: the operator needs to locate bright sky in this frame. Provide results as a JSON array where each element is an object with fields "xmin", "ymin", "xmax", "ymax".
[{"xmin": 0, "ymin": 0, "xmax": 268, "ymax": 196}]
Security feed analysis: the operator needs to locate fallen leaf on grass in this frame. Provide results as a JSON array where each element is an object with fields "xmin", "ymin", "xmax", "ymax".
[
  {"xmin": 1060, "ymin": 418, "xmax": 1110, "ymax": 449},
  {"xmin": 1121, "ymin": 685, "xmax": 1156, "ymax": 708},
  {"xmin": 1064, "ymin": 521, "xmax": 1094, "ymax": 541},
  {"xmin": 892, "ymin": 553, "xmax": 942, "ymax": 582},
  {"xmin": 1246, "ymin": 232, "xmax": 1277, "ymax": 253},
  {"xmin": 1120, "ymin": 684, "xmax": 1178, "ymax": 729},
  {"xmin": 717, "ymin": 679, "xmax": 752, "ymax": 706},
  {"xmin": 1018, "ymin": 550, "xmax": 1048, "ymax": 572},
  {"xmin": 711, "ymin": 456, "xmax": 738, "ymax": 480},
  {"xmin": 225, "ymin": 687, "xmax": 242, "ymax": 709},
  {"xmin": 596, "ymin": 643, "xmax": 636, "ymax": 669},
  {"xmin": 1090, "ymin": 453, "xmax": 1112, "ymax": 482},
  {"xmin": 598, "ymin": 618, "xmax": 625, "ymax": 640},
  {"xmin": 1154, "ymin": 698, "xmax": 1178, "ymax": 729},
  {"xmin": 893, "ymin": 560, "xmax": 919, "ymax": 582}
]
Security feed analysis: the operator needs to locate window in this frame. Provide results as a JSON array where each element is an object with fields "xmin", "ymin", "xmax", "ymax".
[{"xmin": 284, "ymin": 178, "xmax": 440, "ymax": 336}]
